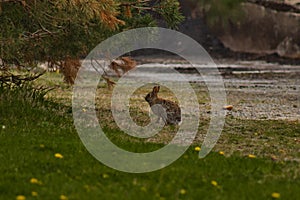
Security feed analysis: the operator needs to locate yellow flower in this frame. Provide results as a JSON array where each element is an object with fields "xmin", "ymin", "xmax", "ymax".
[
  {"xmin": 180, "ymin": 189, "xmax": 186, "ymax": 195},
  {"xmin": 132, "ymin": 178, "xmax": 137, "ymax": 185},
  {"xmin": 248, "ymin": 154, "xmax": 256, "ymax": 158},
  {"xmin": 60, "ymin": 195, "xmax": 68, "ymax": 200},
  {"xmin": 219, "ymin": 151, "xmax": 224, "ymax": 155},
  {"xmin": 55, "ymin": 153, "xmax": 63, "ymax": 159},
  {"xmin": 102, "ymin": 174, "xmax": 109, "ymax": 179},
  {"xmin": 39, "ymin": 144, "xmax": 45, "ymax": 148},
  {"xmin": 194, "ymin": 146, "xmax": 201, "ymax": 151},
  {"xmin": 30, "ymin": 178, "xmax": 39, "ymax": 184},
  {"xmin": 211, "ymin": 180, "xmax": 218, "ymax": 187},
  {"xmin": 16, "ymin": 195, "xmax": 26, "ymax": 200},
  {"xmin": 30, "ymin": 178, "xmax": 42, "ymax": 185},
  {"xmin": 271, "ymin": 192, "xmax": 280, "ymax": 198},
  {"xmin": 31, "ymin": 191, "xmax": 38, "ymax": 197}
]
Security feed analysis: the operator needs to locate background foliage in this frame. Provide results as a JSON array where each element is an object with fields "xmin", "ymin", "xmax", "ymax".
[
  {"xmin": 196, "ymin": 0, "xmax": 245, "ymax": 27},
  {"xmin": 0, "ymin": 0, "xmax": 184, "ymax": 69}
]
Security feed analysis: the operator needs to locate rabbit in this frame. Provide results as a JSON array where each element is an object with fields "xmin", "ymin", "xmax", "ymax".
[{"xmin": 145, "ymin": 86, "xmax": 181, "ymax": 125}]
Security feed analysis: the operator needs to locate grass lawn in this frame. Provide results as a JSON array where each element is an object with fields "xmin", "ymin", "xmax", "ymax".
[{"xmin": 0, "ymin": 73, "xmax": 299, "ymax": 200}]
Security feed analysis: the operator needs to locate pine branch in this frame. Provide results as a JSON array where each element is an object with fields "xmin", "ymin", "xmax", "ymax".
[{"xmin": 120, "ymin": 0, "xmax": 151, "ymax": 7}]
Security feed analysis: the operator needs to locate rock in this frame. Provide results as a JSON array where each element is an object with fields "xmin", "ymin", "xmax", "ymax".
[
  {"xmin": 276, "ymin": 37, "xmax": 300, "ymax": 59},
  {"xmin": 210, "ymin": 2, "xmax": 300, "ymax": 59},
  {"xmin": 223, "ymin": 105, "xmax": 234, "ymax": 111}
]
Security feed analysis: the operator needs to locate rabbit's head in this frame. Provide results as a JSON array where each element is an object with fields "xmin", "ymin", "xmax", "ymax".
[{"xmin": 145, "ymin": 86, "xmax": 160, "ymax": 105}]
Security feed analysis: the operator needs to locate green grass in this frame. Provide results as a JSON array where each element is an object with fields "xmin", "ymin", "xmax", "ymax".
[{"xmin": 0, "ymin": 82, "xmax": 299, "ymax": 200}]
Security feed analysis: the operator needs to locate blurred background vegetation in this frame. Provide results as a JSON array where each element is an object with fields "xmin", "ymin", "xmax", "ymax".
[
  {"xmin": 0, "ymin": 0, "xmax": 184, "ymax": 70},
  {"xmin": 1, "ymin": 0, "xmax": 298, "ymax": 75}
]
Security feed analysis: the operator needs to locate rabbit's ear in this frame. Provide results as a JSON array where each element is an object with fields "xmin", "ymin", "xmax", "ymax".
[{"xmin": 153, "ymin": 86, "xmax": 160, "ymax": 93}]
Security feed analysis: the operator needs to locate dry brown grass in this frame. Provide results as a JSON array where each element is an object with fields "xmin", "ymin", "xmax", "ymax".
[
  {"xmin": 109, "ymin": 56, "xmax": 136, "ymax": 77},
  {"xmin": 61, "ymin": 57, "xmax": 81, "ymax": 85}
]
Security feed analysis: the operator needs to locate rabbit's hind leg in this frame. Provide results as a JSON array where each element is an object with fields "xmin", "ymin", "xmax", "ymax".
[
  {"xmin": 156, "ymin": 117, "xmax": 161, "ymax": 123},
  {"xmin": 161, "ymin": 114, "xmax": 168, "ymax": 125}
]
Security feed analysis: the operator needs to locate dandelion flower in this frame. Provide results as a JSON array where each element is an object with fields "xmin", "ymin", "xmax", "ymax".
[
  {"xmin": 55, "ymin": 153, "xmax": 63, "ymax": 159},
  {"xmin": 30, "ymin": 178, "xmax": 39, "ymax": 184},
  {"xmin": 248, "ymin": 154, "xmax": 256, "ymax": 158},
  {"xmin": 31, "ymin": 191, "xmax": 38, "ymax": 197},
  {"xmin": 211, "ymin": 180, "xmax": 218, "ymax": 187},
  {"xmin": 60, "ymin": 195, "xmax": 68, "ymax": 200},
  {"xmin": 180, "ymin": 189, "xmax": 186, "ymax": 195},
  {"xmin": 271, "ymin": 192, "xmax": 280, "ymax": 198},
  {"xmin": 30, "ymin": 178, "xmax": 42, "ymax": 185},
  {"xmin": 219, "ymin": 151, "xmax": 224, "ymax": 155},
  {"xmin": 194, "ymin": 147, "xmax": 201, "ymax": 151},
  {"xmin": 2, "ymin": 125, "xmax": 5, "ymax": 129},
  {"xmin": 102, "ymin": 174, "xmax": 109, "ymax": 179},
  {"xmin": 132, "ymin": 178, "xmax": 137, "ymax": 185},
  {"xmin": 16, "ymin": 195, "xmax": 26, "ymax": 200}
]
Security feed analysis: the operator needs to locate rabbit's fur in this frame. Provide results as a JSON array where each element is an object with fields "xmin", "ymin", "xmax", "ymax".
[{"xmin": 145, "ymin": 86, "xmax": 181, "ymax": 125}]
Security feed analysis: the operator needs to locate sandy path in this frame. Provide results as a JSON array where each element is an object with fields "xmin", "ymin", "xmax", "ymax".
[{"xmin": 134, "ymin": 57, "xmax": 300, "ymax": 121}]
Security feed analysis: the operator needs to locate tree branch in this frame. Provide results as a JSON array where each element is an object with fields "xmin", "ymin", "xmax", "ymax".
[{"xmin": 120, "ymin": 0, "xmax": 152, "ymax": 7}]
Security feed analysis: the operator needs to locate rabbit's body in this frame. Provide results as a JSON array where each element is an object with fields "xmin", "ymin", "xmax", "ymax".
[{"xmin": 145, "ymin": 86, "xmax": 181, "ymax": 125}]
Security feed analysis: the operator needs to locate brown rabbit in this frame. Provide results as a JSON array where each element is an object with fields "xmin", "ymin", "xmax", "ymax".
[{"xmin": 145, "ymin": 86, "xmax": 181, "ymax": 125}]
